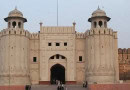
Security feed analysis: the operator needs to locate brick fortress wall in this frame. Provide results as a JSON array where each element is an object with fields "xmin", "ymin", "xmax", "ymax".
[{"xmin": 118, "ymin": 48, "xmax": 130, "ymax": 80}]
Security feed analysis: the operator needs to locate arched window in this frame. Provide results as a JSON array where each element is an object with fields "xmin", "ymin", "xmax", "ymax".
[
  {"xmin": 49, "ymin": 54, "xmax": 66, "ymax": 60},
  {"xmin": 12, "ymin": 21, "xmax": 16, "ymax": 28},
  {"xmin": 18, "ymin": 22, "xmax": 21, "ymax": 28},
  {"xmin": 94, "ymin": 22, "xmax": 97, "ymax": 28},
  {"xmin": 8, "ymin": 22, "xmax": 11, "ymax": 28},
  {"xmin": 99, "ymin": 21, "xmax": 103, "ymax": 27}
]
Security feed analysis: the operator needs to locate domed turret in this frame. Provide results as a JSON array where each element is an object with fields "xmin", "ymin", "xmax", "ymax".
[
  {"xmin": 92, "ymin": 8, "xmax": 107, "ymax": 17},
  {"xmin": 8, "ymin": 8, "xmax": 23, "ymax": 18},
  {"xmin": 88, "ymin": 7, "xmax": 111, "ymax": 28},
  {"xmin": 4, "ymin": 7, "xmax": 27, "ymax": 29}
]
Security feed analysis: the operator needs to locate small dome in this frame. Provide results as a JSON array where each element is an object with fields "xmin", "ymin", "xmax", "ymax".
[
  {"xmin": 88, "ymin": 7, "xmax": 110, "ymax": 22},
  {"xmin": 8, "ymin": 7, "xmax": 23, "ymax": 18},
  {"xmin": 92, "ymin": 7, "xmax": 106, "ymax": 17},
  {"xmin": 4, "ymin": 7, "xmax": 27, "ymax": 22}
]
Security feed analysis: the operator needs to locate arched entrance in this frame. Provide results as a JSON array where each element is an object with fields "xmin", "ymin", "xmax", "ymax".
[{"xmin": 50, "ymin": 64, "xmax": 65, "ymax": 84}]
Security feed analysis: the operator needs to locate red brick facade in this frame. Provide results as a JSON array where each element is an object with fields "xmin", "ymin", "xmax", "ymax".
[{"xmin": 118, "ymin": 48, "xmax": 130, "ymax": 80}]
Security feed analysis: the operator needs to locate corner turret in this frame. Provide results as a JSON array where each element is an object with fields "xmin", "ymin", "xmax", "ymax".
[
  {"xmin": 88, "ymin": 7, "xmax": 111, "ymax": 28},
  {"xmin": 4, "ymin": 7, "xmax": 27, "ymax": 29}
]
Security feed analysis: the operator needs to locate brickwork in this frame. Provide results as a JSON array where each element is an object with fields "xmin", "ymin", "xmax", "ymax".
[
  {"xmin": 0, "ymin": 86, "xmax": 25, "ymax": 90},
  {"xmin": 89, "ymin": 84, "xmax": 130, "ymax": 90},
  {"xmin": 118, "ymin": 48, "xmax": 130, "ymax": 80}
]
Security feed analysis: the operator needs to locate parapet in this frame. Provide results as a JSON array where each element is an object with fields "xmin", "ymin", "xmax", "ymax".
[
  {"xmin": 76, "ymin": 32, "xmax": 86, "ymax": 39},
  {"xmin": 40, "ymin": 26, "xmax": 75, "ymax": 34},
  {"xmin": 0, "ymin": 28, "xmax": 30, "ymax": 38},
  {"xmin": 118, "ymin": 48, "xmax": 130, "ymax": 54},
  {"xmin": 118, "ymin": 48, "xmax": 123, "ymax": 54},
  {"xmin": 128, "ymin": 48, "xmax": 130, "ymax": 54},
  {"xmin": 30, "ymin": 33, "xmax": 39, "ymax": 40},
  {"xmin": 86, "ymin": 28, "xmax": 117, "ymax": 38}
]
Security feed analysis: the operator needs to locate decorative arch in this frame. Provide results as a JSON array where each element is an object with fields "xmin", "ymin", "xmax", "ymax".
[
  {"xmin": 12, "ymin": 21, "xmax": 16, "ymax": 28},
  {"xmin": 99, "ymin": 21, "xmax": 103, "ymax": 27},
  {"xmin": 49, "ymin": 54, "xmax": 67, "ymax": 60},
  {"xmin": 50, "ymin": 64, "xmax": 65, "ymax": 84}
]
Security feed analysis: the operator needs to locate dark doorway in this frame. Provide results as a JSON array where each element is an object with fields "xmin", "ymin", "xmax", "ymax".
[{"xmin": 50, "ymin": 64, "xmax": 65, "ymax": 84}]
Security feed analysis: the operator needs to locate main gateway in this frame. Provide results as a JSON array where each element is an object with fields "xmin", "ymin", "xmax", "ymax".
[{"xmin": 0, "ymin": 7, "xmax": 119, "ymax": 85}]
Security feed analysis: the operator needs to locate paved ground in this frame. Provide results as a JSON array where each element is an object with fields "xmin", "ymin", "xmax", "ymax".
[{"xmin": 31, "ymin": 85, "xmax": 88, "ymax": 90}]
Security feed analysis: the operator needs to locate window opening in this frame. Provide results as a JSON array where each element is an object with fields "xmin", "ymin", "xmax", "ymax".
[
  {"xmin": 64, "ymin": 42, "xmax": 67, "ymax": 46},
  {"xmin": 33, "ymin": 57, "xmax": 37, "ymax": 62},
  {"xmin": 48, "ymin": 43, "xmax": 52, "ymax": 46},
  {"xmin": 51, "ymin": 56, "xmax": 54, "ymax": 59},
  {"xmin": 56, "ymin": 43, "xmax": 60, "ymax": 46},
  {"xmin": 12, "ymin": 21, "xmax": 16, "ymax": 28},
  {"xmin": 99, "ymin": 21, "xmax": 103, "ymax": 27},
  {"xmin": 79, "ymin": 56, "xmax": 82, "ymax": 61},
  {"xmin": 62, "ymin": 56, "xmax": 65, "ymax": 59}
]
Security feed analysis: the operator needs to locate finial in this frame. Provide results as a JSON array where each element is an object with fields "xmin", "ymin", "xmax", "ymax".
[
  {"xmin": 40, "ymin": 22, "xmax": 43, "ymax": 30},
  {"xmin": 15, "ymin": 6, "xmax": 17, "ymax": 10},
  {"xmin": 98, "ymin": 5, "xmax": 100, "ymax": 10},
  {"xmin": 73, "ymin": 21, "xmax": 76, "ymax": 26},
  {"xmin": 40, "ymin": 22, "xmax": 43, "ymax": 26}
]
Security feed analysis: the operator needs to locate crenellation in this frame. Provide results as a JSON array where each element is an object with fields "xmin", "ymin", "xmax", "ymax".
[
  {"xmin": 0, "ymin": 29, "xmax": 30, "ymax": 38},
  {"xmin": 104, "ymin": 29, "xmax": 109, "ymax": 34},
  {"xmin": 113, "ymin": 31, "xmax": 118, "ymax": 39},
  {"xmin": 109, "ymin": 29, "xmax": 113, "ymax": 35},
  {"xmin": 128, "ymin": 48, "xmax": 130, "ymax": 54},
  {"xmin": 41, "ymin": 26, "xmax": 75, "ymax": 34},
  {"xmin": 86, "ymin": 30, "xmax": 90, "ymax": 36},
  {"xmin": 76, "ymin": 32, "xmax": 86, "ymax": 39},
  {"xmin": 30, "ymin": 33, "xmax": 39, "ymax": 39},
  {"xmin": 86, "ymin": 28, "xmax": 116, "ymax": 36},
  {"xmin": 90, "ymin": 30, "xmax": 94, "ymax": 35},
  {"xmin": 93, "ymin": 29, "xmax": 100, "ymax": 35}
]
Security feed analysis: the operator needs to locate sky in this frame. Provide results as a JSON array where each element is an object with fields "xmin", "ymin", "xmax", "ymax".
[{"xmin": 0, "ymin": 0, "xmax": 130, "ymax": 48}]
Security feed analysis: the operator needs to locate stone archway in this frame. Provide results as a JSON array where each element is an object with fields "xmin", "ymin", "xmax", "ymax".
[{"xmin": 50, "ymin": 64, "xmax": 65, "ymax": 84}]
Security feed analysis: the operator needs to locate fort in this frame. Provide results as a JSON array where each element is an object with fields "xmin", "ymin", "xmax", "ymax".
[{"xmin": 0, "ymin": 7, "xmax": 129, "ymax": 87}]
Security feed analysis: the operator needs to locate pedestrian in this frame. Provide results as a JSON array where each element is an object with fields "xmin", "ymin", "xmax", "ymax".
[
  {"xmin": 85, "ymin": 81, "xmax": 88, "ymax": 88},
  {"xmin": 25, "ymin": 85, "xmax": 28, "ymax": 90},
  {"xmin": 57, "ymin": 84, "xmax": 60, "ymax": 90},
  {"xmin": 83, "ymin": 81, "xmax": 85, "ymax": 87},
  {"xmin": 62, "ymin": 84, "xmax": 64, "ymax": 90},
  {"xmin": 29, "ymin": 85, "xmax": 31, "ymax": 90}
]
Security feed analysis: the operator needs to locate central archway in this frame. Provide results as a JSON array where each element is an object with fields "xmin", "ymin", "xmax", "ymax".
[{"xmin": 50, "ymin": 64, "xmax": 65, "ymax": 84}]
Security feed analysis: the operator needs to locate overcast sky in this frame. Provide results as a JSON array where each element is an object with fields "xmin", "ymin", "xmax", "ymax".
[{"xmin": 0, "ymin": 0, "xmax": 130, "ymax": 48}]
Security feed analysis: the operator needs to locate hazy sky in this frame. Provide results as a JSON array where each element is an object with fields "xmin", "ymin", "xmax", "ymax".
[{"xmin": 0, "ymin": 0, "xmax": 130, "ymax": 48}]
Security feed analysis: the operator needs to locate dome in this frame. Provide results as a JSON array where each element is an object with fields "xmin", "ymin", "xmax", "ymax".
[
  {"xmin": 92, "ymin": 7, "xmax": 106, "ymax": 17},
  {"xmin": 4, "ymin": 7, "xmax": 27, "ymax": 22},
  {"xmin": 88, "ymin": 7, "xmax": 111, "ymax": 22},
  {"xmin": 8, "ymin": 7, "xmax": 23, "ymax": 18}
]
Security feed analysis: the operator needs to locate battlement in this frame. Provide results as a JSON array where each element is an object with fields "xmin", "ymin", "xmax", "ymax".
[
  {"xmin": 0, "ymin": 28, "xmax": 30, "ymax": 38},
  {"xmin": 30, "ymin": 33, "xmax": 39, "ymax": 39},
  {"xmin": 76, "ymin": 32, "xmax": 86, "ymax": 39},
  {"xmin": 86, "ymin": 28, "xmax": 116, "ymax": 37},
  {"xmin": 118, "ymin": 48, "xmax": 130, "ymax": 54},
  {"xmin": 40, "ymin": 26, "xmax": 75, "ymax": 34}
]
